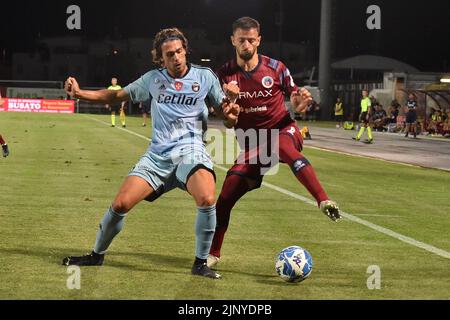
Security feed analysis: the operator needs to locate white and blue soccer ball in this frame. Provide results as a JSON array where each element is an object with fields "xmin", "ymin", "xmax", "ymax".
[{"xmin": 275, "ymin": 246, "xmax": 313, "ymax": 283}]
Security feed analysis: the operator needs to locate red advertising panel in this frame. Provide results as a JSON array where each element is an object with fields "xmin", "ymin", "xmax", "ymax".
[{"xmin": 0, "ymin": 98, "xmax": 75, "ymax": 113}]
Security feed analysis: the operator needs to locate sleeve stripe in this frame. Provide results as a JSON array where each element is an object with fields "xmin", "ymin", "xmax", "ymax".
[{"xmin": 268, "ymin": 58, "xmax": 279, "ymax": 70}]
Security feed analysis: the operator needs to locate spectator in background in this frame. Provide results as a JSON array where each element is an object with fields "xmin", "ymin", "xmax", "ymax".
[
  {"xmin": 388, "ymin": 100, "xmax": 400, "ymax": 124},
  {"xmin": 139, "ymin": 98, "xmax": 152, "ymax": 127},
  {"xmin": 442, "ymin": 109, "xmax": 450, "ymax": 137},
  {"xmin": 373, "ymin": 104, "xmax": 387, "ymax": 132},
  {"xmin": 334, "ymin": 97, "xmax": 344, "ymax": 128},
  {"xmin": 387, "ymin": 101, "xmax": 400, "ymax": 132},
  {"xmin": 428, "ymin": 109, "xmax": 444, "ymax": 136},
  {"xmin": 404, "ymin": 93, "xmax": 418, "ymax": 138}
]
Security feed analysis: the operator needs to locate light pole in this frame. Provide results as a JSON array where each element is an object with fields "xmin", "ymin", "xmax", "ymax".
[{"xmin": 319, "ymin": 0, "xmax": 332, "ymax": 120}]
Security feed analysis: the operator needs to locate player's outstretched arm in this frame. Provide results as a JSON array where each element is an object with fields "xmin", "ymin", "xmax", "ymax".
[
  {"xmin": 65, "ymin": 77, "xmax": 130, "ymax": 104},
  {"xmin": 291, "ymin": 87, "xmax": 312, "ymax": 113}
]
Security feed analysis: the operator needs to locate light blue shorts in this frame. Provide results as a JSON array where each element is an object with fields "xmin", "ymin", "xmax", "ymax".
[{"xmin": 128, "ymin": 147, "xmax": 215, "ymax": 202}]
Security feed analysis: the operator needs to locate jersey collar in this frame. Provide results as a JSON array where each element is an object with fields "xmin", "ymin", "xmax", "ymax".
[
  {"xmin": 238, "ymin": 54, "xmax": 262, "ymax": 78},
  {"xmin": 165, "ymin": 63, "xmax": 192, "ymax": 80}
]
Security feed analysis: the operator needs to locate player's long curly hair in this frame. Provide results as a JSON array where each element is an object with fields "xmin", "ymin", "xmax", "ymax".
[{"xmin": 152, "ymin": 28, "xmax": 189, "ymax": 67}]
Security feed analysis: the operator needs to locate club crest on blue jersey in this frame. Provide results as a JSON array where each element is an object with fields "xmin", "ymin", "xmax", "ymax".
[
  {"xmin": 175, "ymin": 81, "xmax": 183, "ymax": 91},
  {"xmin": 192, "ymin": 82, "xmax": 200, "ymax": 92},
  {"xmin": 262, "ymin": 76, "xmax": 274, "ymax": 89}
]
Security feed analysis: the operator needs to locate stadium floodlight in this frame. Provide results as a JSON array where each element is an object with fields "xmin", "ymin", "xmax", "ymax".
[
  {"xmin": 440, "ymin": 76, "xmax": 450, "ymax": 83},
  {"xmin": 201, "ymin": 58, "xmax": 211, "ymax": 62}
]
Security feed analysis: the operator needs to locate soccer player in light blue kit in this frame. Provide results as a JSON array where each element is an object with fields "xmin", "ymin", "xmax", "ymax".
[{"xmin": 62, "ymin": 28, "xmax": 240, "ymax": 279}]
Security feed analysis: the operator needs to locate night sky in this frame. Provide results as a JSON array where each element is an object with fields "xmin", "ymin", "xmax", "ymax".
[{"xmin": 1, "ymin": 0, "xmax": 449, "ymax": 72}]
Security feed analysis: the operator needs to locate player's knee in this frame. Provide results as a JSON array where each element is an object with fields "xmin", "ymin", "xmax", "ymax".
[
  {"xmin": 111, "ymin": 197, "xmax": 133, "ymax": 214},
  {"xmin": 195, "ymin": 194, "xmax": 216, "ymax": 207}
]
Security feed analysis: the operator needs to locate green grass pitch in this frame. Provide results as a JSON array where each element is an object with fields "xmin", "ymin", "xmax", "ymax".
[{"xmin": 0, "ymin": 112, "xmax": 449, "ymax": 299}]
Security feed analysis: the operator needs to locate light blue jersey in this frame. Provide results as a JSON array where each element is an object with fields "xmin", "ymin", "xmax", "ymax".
[{"xmin": 124, "ymin": 64, "xmax": 224, "ymax": 155}]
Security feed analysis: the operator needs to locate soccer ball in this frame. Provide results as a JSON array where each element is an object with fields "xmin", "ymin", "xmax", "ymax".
[{"xmin": 275, "ymin": 246, "xmax": 313, "ymax": 283}]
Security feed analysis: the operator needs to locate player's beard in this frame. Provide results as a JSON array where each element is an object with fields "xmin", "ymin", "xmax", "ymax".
[{"xmin": 238, "ymin": 48, "xmax": 256, "ymax": 61}]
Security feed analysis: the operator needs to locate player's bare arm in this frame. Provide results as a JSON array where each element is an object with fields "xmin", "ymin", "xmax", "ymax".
[
  {"xmin": 290, "ymin": 87, "xmax": 312, "ymax": 113},
  {"xmin": 65, "ymin": 77, "xmax": 130, "ymax": 104}
]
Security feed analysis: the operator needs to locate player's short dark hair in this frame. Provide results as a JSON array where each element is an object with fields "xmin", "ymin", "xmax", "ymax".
[
  {"xmin": 152, "ymin": 28, "xmax": 189, "ymax": 67},
  {"xmin": 232, "ymin": 17, "xmax": 261, "ymax": 35}
]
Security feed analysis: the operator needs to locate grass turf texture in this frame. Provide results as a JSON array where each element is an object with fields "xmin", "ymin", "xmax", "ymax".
[{"xmin": 0, "ymin": 112, "xmax": 449, "ymax": 299}]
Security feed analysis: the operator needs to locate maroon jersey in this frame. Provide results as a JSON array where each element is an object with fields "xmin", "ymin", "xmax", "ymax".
[{"xmin": 216, "ymin": 54, "xmax": 298, "ymax": 131}]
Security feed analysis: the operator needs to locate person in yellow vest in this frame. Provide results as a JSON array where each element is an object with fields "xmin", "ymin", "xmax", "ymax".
[
  {"xmin": 334, "ymin": 97, "xmax": 344, "ymax": 128},
  {"xmin": 352, "ymin": 90, "xmax": 373, "ymax": 143},
  {"xmin": 106, "ymin": 77, "xmax": 126, "ymax": 127}
]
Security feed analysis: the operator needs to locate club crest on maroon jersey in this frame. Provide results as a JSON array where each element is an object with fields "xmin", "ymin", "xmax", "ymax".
[
  {"xmin": 192, "ymin": 82, "xmax": 200, "ymax": 92},
  {"xmin": 262, "ymin": 76, "xmax": 274, "ymax": 89},
  {"xmin": 175, "ymin": 81, "xmax": 183, "ymax": 91}
]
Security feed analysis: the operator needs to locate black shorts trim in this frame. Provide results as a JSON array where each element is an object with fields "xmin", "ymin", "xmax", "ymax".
[
  {"xmin": 144, "ymin": 184, "xmax": 164, "ymax": 202},
  {"xmin": 185, "ymin": 164, "xmax": 216, "ymax": 188}
]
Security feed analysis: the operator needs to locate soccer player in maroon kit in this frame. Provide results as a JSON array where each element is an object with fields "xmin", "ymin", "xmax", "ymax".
[{"xmin": 208, "ymin": 17, "xmax": 340, "ymax": 268}]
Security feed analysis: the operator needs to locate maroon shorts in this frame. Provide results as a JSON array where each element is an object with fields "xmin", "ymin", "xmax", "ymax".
[{"xmin": 227, "ymin": 122, "xmax": 304, "ymax": 188}]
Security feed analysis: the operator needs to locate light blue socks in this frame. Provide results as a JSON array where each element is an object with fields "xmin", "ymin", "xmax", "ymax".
[
  {"xmin": 195, "ymin": 205, "xmax": 217, "ymax": 259},
  {"xmin": 94, "ymin": 206, "xmax": 127, "ymax": 254}
]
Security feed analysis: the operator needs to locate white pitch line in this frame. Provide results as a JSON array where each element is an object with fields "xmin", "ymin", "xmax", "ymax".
[
  {"xmin": 355, "ymin": 214, "xmax": 402, "ymax": 218},
  {"xmin": 251, "ymin": 174, "xmax": 450, "ymax": 260},
  {"xmin": 82, "ymin": 114, "xmax": 152, "ymax": 142},
  {"xmin": 83, "ymin": 115, "xmax": 450, "ymax": 260}
]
